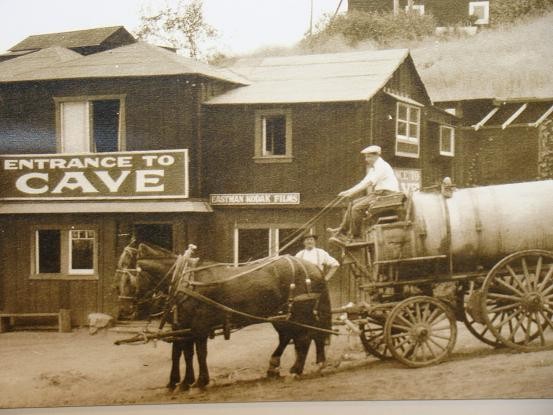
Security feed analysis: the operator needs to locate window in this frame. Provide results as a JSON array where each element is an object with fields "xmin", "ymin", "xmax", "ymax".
[
  {"xmin": 395, "ymin": 102, "xmax": 421, "ymax": 158},
  {"xmin": 69, "ymin": 230, "xmax": 96, "ymax": 274},
  {"xmin": 469, "ymin": 1, "xmax": 490, "ymax": 25},
  {"xmin": 33, "ymin": 227, "xmax": 97, "ymax": 278},
  {"xmin": 57, "ymin": 96, "xmax": 125, "ymax": 153},
  {"xmin": 36, "ymin": 230, "xmax": 61, "ymax": 273},
  {"xmin": 233, "ymin": 225, "xmax": 305, "ymax": 264},
  {"xmin": 405, "ymin": 4, "xmax": 424, "ymax": 15},
  {"xmin": 254, "ymin": 109, "xmax": 292, "ymax": 162},
  {"xmin": 440, "ymin": 126, "xmax": 455, "ymax": 157}
]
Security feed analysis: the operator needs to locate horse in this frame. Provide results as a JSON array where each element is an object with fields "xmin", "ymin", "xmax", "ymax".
[{"xmin": 115, "ymin": 241, "xmax": 332, "ymax": 391}]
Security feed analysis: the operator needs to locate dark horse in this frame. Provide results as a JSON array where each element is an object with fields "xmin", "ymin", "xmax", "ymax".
[{"xmin": 116, "ymin": 241, "xmax": 332, "ymax": 391}]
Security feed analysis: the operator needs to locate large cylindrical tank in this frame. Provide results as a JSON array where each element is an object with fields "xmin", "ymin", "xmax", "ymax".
[{"xmin": 410, "ymin": 180, "xmax": 553, "ymax": 271}]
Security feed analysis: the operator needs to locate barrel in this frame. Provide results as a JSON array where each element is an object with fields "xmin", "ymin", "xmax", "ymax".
[{"xmin": 410, "ymin": 180, "xmax": 553, "ymax": 271}]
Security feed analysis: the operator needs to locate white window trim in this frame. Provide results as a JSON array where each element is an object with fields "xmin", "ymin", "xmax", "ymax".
[
  {"xmin": 395, "ymin": 102, "xmax": 421, "ymax": 158},
  {"xmin": 68, "ymin": 230, "xmax": 97, "ymax": 275},
  {"xmin": 439, "ymin": 125, "xmax": 455, "ymax": 157},
  {"xmin": 31, "ymin": 225, "xmax": 99, "ymax": 280},
  {"xmin": 469, "ymin": 1, "xmax": 490, "ymax": 25},
  {"xmin": 54, "ymin": 95, "xmax": 127, "ymax": 154},
  {"xmin": 254, "ymin": 109, "xmax": 293, "ymax": 163},
  {"xmin": 405, "ymin": 4, "xmax": 424, "ymax": 15},
  {"xmin": 233, "ymin": 224, "xmax": 306, "ymax": 265}
]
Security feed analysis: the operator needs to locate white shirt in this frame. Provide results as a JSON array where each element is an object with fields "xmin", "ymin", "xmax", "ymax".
[
  {"xmin": 295, "ymin": 247, "xmax": 340, "ymax": 271},
  {"xmin": 346, "ymin": 157, "xmax": 400, "ymax": 196}
]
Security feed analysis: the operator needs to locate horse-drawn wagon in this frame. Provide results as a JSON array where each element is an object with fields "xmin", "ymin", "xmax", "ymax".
[
  {"xmin": 334, "ymin": 179, "xmax": 553, "ymax": 367},
  {"xmin": 114, "ymin": 179, "xmax": 553, "ymax": 388}
]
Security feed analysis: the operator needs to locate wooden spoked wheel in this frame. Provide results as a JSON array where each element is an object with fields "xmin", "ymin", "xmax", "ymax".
[
  {"xmin": 481, "ymin": 250, "xmax": 553, "ymax": 351},
  {"xmin": 359, "ymin": 311, "xmax": 391, "ymax": 360},
  {"xmin": 384, "ymin": 296, "xmax": 457, "ymax": 368},
  {"xmin": 463, "ymin": 281, "xmax": 502, "ymax": 347}
]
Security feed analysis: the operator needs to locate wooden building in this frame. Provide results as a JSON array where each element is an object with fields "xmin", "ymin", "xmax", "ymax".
[
  {"xmin": 436, "ymin": 97, "xmax": 553, "ymax": 186},
  {"xmin": 0, "ymin": 28, "xmax": 245, "ymax": 326},
  {"xmin": 0, "ymin": 27, "xmax": 460, "ymax": 322},
  {"xmin": 202, "ymin": 49, "xmax": 458, "ymax": 305},
  {"xmin": 349, "ymin": 0, "xmax": 491, "ymax": 26}
]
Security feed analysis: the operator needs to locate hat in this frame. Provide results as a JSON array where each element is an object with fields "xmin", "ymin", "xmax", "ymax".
[
  {"xmin": 301, "ymin": 233, "xmax": 318, "ymax": 241},
  {"xmin": 361, "ymin": 145, "xmax": 381, "ymax": 155}
]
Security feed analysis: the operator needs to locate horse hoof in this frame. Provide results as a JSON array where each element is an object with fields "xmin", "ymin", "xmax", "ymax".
[
  {"xmin": 266, "ymin": 369, "xmax": 281, "ymax": 378},
  {"xmin": 178, "ymin": 382, "xmax": 191, "ymax": 392},
  {"xmin": 315, "ymin": 362, "xmax": 327, "ymax": 372},
  {"xmin": 166, "ymin": 382, "xmax": 177, "ymax": 391}
]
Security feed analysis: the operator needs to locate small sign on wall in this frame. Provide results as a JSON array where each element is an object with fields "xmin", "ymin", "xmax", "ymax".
[
  {"xmin": 394, "ymin": 168, "xmax": 422, "ymax": 194},
  {"xmin": 210, "ymin": 193, "xmax": 300, "ymax": 206},
  {"xmin": 0, "ymin": 149, "xmax": 189, "ymax": 200}
]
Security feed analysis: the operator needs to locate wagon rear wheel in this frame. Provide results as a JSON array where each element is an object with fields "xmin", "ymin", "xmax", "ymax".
[
  {"xmin": 463, "ymin": 281, "xmax": 502, "ymax": 347},
  {"xmin": 384, "ymin": 296, "xmax": 457, "ymax": 368},
  {"xmin": 481, "ymin": 250, "xmax": 553, "ymax": 351},
  {"xmin": 359, "ymin": 311, "xmax": 391, "ymax": 360}
]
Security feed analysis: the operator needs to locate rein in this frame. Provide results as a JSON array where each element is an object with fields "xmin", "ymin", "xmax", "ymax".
[{"xmin": 175, "ymin": 284, "xmax": 340, "ymax": 336}]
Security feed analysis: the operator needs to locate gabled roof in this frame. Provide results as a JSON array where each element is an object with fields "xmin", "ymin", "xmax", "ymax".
[
  {"xmin": 0, "ymin": 42, "xmax": 248, "ymax": 85},
  {"xmin": 205, "ymin": 48, "xmax": 411, "ymax": 105},
  {"xmin": 9, "ymin": 26, "xmax": 134, "ymax": 52},
  {"xmin": 0, "ymin": 47, "xmax": 82, "ymax": 81}
]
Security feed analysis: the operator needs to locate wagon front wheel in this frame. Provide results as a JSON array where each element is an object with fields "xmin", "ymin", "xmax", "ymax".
[
  {"xmin": 359, "ymin": 311, "xmax": 392, "ymax": 360},
  {"xmin": 384, "ymin": 296, "xmax": 457, "ymax": 368},
  {"xmin": 481, "ymin": 250, "xmax": 553, "ymax": 351}
]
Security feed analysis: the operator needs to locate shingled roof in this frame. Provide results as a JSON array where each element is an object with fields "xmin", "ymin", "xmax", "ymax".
[
  {"xmin": 205, "ymin": 48, "xmax": 412, "ymax": 104},
  {"xmin": 0, "ymin": 42, "xmax": 248, "ymax": 85},
  {"xmin": 9, "ymin": 26, "xmax": 135, "ymax": 52}
]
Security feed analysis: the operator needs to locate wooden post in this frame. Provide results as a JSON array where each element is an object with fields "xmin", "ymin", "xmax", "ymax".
[
  {"xmin": 0, "ymin": 316, "xmax": 9, "ymax": 333},
  {"xmin": 59, "ymin": 309, "xmax": 71, "ymax": 333},
  {"xmin": 393, "ymin": 0, "xmax": 400, "ymax": 15}
]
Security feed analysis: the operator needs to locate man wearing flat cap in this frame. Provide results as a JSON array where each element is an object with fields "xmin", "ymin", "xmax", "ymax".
[
  {"xmin": 295, "ymin": 233, "xmax": 340, "ymax": 281},
  {"xmin": 328, "ymin": 145, "xmax": 400, "ymax": 239}
]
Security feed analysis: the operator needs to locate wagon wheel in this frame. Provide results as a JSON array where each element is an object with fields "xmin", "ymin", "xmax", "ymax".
[
  {"xmin": 462, "ymin": 281, "xmax": 502, "ymax": 347},
  {"xmin": 359, "ymin": 311, "xmax": 392, "ymax": 360},
  {"xmin": 384, "ymin": 296, "xmax": 457, "ymax": 368},
  {"xmin": 480, "ymin": 250, "xmax": 553, "ymax": 352}
]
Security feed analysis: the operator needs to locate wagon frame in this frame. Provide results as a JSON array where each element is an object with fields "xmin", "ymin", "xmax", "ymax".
[{"xmin": 332, "ymin": 181, "xmax": 553, "ymax": 367}]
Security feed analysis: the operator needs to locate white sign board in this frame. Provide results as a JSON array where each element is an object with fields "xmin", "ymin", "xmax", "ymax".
[{"xmin": 394, "ymin": 168, "xmax": 422, "ymax": 194}]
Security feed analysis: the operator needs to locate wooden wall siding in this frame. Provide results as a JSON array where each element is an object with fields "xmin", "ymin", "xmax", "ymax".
[
  {"xmin": 202, "ymin": 102, "xmax": 372, "ymax": 208},
  {"xmin": 384, "ymin": 55, "xmax": 431, "ymax": 106},
  {"xmin": 0, "ymin": 75, "xmax": 223, "ymax": 197},
  {"xmin": 349, "ymin": 0, "xmax": 480, "ymax": 26}
]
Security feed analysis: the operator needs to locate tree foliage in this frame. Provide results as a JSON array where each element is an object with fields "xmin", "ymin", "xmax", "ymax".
[
  {"xmin": 492, "ymin": 0, "xmax": 553, "ymax": 25},
  {"xmin": 135, "ymin": 0, "xmax": 216, "ymax": 59},
  {"xmin": 301, "ymin": 10, "xmax": 436, "ymax": 50}
]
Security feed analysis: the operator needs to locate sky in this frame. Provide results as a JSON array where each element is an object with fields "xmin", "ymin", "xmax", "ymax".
[{"xmin": 0, "ymin": 0, "xmax": 348, "ymax": 54}]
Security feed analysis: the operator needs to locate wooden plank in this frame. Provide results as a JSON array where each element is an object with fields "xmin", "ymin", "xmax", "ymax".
[
  {"xmin": 474, "ymin": 107, "xmax": 499, "ymax": 130},
  {"xmin": 0, "ymin": 313, "xmax": 59, "ymax": 317},
  {"xmin": 533, "ymin": 103, "xmax": 553, "ymax": 127},
  {"xmin": 502, "ymin": 103, "xmax": 528, "ymax": 129}
]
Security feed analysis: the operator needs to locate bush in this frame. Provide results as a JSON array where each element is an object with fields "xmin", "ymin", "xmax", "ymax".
[
  {"xmin": 301, "ymin": 10, "xmax": 437, "ymax": 50},
  {"xmin": 492, "ymin": 0, "xmax": 553, "ymax": 25}
]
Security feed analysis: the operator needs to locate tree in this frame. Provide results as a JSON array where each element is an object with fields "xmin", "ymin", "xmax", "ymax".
[{"xmin": 135, "ymin": 0, "xmax": 217, "ymax": 59}]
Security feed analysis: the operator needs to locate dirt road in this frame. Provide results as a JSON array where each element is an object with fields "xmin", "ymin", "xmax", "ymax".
[{"xmin": 1, "ymin": 322, "xmax": 553, "ymax": 408}]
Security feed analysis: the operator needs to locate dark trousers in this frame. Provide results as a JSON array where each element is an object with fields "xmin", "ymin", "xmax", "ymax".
[{"xmin": 339, "ymin": 190, "xmax": 395, "ymax": 237}]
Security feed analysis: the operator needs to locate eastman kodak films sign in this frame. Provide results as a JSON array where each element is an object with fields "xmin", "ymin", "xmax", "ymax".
[{"xmin": 0, "ymin": 149, "xmax": 189, "ymax": 200}]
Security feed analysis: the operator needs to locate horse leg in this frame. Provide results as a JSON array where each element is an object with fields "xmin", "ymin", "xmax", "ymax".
[
  {"xmin": 167, "ymin": 341, "xmax": 183, "ymax": 390},
  {"xmin": 314, "ymin": 334, "xmax": 327, "ymax": 371},
  {"xmin": 193, "ymin": 336, "xmax": 210, "ymax": 389},
  {"xmin": 289, "ymin": 333, "xmax": 311, "ymax": 376},
  {"xmin": 179, "ymin": 339, "xmax": 195, "ymax": 391},
  {"xmin": 267, "ymin": 329, "xmax": 291, "ymax": 378}
]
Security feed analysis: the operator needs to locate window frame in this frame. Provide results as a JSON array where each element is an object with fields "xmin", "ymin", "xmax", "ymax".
[
  {"xmin": 254, "ymin": 109, "xmax": 293, "ymax": 163},
  {"xmin": 439, "ymin": 125, "xmax": 455, "ymax": 157},
  {"xmin": 54, "ymin": 94, "xmax": 127, "ymax": 154},
  {"xmin": 395, "ymin": 102, "xmax": 421, "ymax": 158},
  {"xmin": 469, "ymin": 1, "xmax": 490, "ymax": 25},
  {"xmin": 31, "ymin": 225, "xmax": 99, "ymax": 280},
  {"xmin": 68, "ymin": 229, "xmax": 97, "ymax": 275},
  {"xmin": 233, "ymin": 223, "xmax": 307, "ymax": 265}
]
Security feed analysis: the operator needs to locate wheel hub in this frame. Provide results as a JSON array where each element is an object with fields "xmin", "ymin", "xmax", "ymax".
[
  {"xmin": 521, "ymin": 292, "xmax": 543, "ymax": 313},
  {"xmin": 411, "ymin": 324, "xmax": 430, "ymax": 342}
]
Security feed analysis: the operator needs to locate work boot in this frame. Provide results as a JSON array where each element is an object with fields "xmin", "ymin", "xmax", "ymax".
[{"xmin": 326, "ymin": 227, "xmax": 341, "ymax": 235}]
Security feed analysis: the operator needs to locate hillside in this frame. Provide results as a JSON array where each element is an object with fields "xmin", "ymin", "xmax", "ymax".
[{"xmin": 412, "ymin": 12, "xmax": 553, "ymax": 102}]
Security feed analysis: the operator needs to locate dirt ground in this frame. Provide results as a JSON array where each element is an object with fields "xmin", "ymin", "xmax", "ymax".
[{"xmin": 1, "ymin": 322, "xmax": 553, "ymax": 409}]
